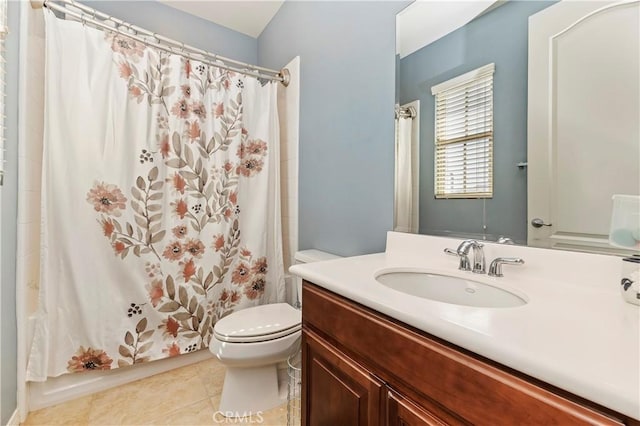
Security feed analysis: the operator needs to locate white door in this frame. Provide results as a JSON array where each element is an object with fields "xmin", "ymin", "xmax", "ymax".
[{"xmin": 527, "ymin": 0, "xmax": 640, "ymax": 253}]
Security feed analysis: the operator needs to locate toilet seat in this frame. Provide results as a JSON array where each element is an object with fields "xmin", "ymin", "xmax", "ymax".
[{"xmin": 213, "ymin": 303, "xmax": 301, "ymax": 343}]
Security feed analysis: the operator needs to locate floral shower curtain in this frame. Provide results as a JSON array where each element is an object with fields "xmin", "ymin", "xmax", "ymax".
[{"xmin": 27, "ymin": 11, "xmax": 284, "ymax": 380}]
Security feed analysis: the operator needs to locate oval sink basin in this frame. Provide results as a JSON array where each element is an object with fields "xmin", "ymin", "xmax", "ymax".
[{"xmin": 375, "ymin": 272, "xmax": 527, "ymax": 308}]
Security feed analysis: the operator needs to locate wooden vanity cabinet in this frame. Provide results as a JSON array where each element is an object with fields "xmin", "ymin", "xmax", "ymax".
[{"xmin": 301, "ymin": 282, "xmax": 636, "ymax": 426}]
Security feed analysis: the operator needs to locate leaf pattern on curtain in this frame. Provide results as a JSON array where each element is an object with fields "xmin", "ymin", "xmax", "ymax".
[{"xmin": 69, "ymin": 33, "xmax": 275, "ymax": 372}]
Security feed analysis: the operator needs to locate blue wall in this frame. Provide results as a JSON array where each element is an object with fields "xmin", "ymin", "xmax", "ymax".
[
  {"xmin": 258, "ymin": 1, "xmax": 408, "ymax": 256},
  {"xmin": 88, "ymin": 1, "xmax": 258, "ymax": 65},
  {"xmin": 1, "ymin": 1, "xmax": 20, "ymax": 423},
  {"xmin": 399, "ymin": 1, "xmax": 554, "ymax": 243}
]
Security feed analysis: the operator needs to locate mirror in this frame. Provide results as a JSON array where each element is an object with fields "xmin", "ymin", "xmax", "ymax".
[{"xmin": 395, "ymin": 0, "xmax": 640, "ymax": 254}]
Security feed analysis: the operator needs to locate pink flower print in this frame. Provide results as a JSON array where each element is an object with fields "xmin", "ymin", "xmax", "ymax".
[
  {"xmin": 230, "ymin": 290, "xmax": 241, "ymax": 303},
  {"xmin": 172, "ymin": 173, "xmax": 186, "ymax": 194},
  {"xmin": 113, "ymin": 241, "xmax": 126, "ymax": 255},
  {"xmin": 87, "ymin": 182, "xmax": 127, "ymax": 216},
  {"xmin": 146, "ymin": 279, "xmax": 164, "ymax": 307},
  {"xmin": 214, "ymin": 102, "xmax": 224, "ymax": 118},
  {"xmin": 236, "ymin": 158, "xmax": 264, "ymax": 177},
  {"xmin": 171, "ymin": 98, "xmax": 190, "ymax": 119},
  {"xmin": 247, "ymin": 139, "xmax": 268, "ymax": 156},
  {"xmin": 128, "ymin": 85, "xmax": 144, "ymax": 103},
  {"xmin": 160, "ymin": 317, "xmax": 180, "ymax": 338},
  {"xmin": 163, "ymin": 343, "xmax": 181, "ymax": 357},
  {"xmin": 184, "ymin": 239, "xmax": 205, "ymax": 259},
  {"xmin": 251, "ymin": 257, "xmax": 268, "ymax": 275},
  {"xmin": 107, "ymin": 33, "xmax": 145, "ymax": 61},
  {"xmin": 172, "ymin": 199, "xmax": 188, "ymax": 219},
  {"xmin": 119, "ymin": 62, "xmax": 133, "ymax": 79},
  {"xmin": 181, "ymin": 258, "xmax": 196, "ymax": 282},
  {"xmin": 223, "ymin": 161, "xmax": 233, "ymax": 173},
  {"xmin": 244, "ymin": 275, "xmax": 266, "ymax": 300},
  {"xmin": 184, "ymin": 59, "xmax": 192, "ymax": 78},
  {"xmin": 100, "ymin": 217, "xmax": 115, "ymax": 238},
  {"xmin": 240, "ymin": 248, "xmax": 252, "ymax": 257},
  {"xmin": 229, "ymin": 191, "xmax": 238, "ymax": 205},
  {"xmin": 231, "ymin": 262, "xmax": 251, "ymax": 284},
  {"xmin": 187, "ymin": 121, "xmax": 201, "ymax": 141},
  {"xmin": 67, "ymin": 346, "xmax": 113, "ymax": 372},
  {"xmin": 236, "ymin": 143, "xmax": 246, "ymax": 160},
  {"xmin": 212, "ymin": 234, "xmax": 225, "ymax": 252},
  {"xmin": 191, "ymin": 102, "xmax": 206, "ymax": 120},
  {"xmin": 159, "ymin": 134, "xmax": 170, "ymax": 159},
  {"xmin": 162, "ymin": 240, "xmax": 184, "ymax": 261},
  {"xmin": 172, "ymin": 225, "xmax": 188, "ymax": 239},
  {"xmin": 181, "ymin": 84, "xmax": 191, "ymax": 98}
]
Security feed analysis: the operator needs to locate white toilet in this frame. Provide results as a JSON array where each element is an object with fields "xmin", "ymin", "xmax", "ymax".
[{"xmin": 210, "ymin": 249, "xmax": 340, "ymax": 416}]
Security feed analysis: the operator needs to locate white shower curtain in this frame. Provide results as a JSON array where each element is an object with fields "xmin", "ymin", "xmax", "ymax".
[
  {"xmin": 394, "ymin": 114, "xmax": 419, "ymax": 233},
  {"xmin": 27, "ymin": 11, "xmax": 284, "ymax": 380}
]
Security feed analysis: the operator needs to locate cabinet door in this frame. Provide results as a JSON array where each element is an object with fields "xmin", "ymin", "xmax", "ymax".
[
  {"xmin": 387, "ymin": 391, "xmax": 448, "ymax": 426},
  {"xmin": 302, "ymin": 328, "xmax": 385, "ymax": 426}
]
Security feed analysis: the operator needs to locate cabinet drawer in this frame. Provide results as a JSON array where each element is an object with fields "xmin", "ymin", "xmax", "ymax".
[{"xmin": 303, "ymin": 282, "xmax": 623, "ymax": 426}]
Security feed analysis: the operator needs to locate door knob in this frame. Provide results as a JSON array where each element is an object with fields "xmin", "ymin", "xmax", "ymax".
[{"xmin": 531, "ymin": 218, "xmax": 552, "ymax": 228}]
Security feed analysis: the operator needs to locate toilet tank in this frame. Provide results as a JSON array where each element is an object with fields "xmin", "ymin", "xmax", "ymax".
[{"xmin": 291, "ymin": 249, "xmax": 341, "ymax": 308}]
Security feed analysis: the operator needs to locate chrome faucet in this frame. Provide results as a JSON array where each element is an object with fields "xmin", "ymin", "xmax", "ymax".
[
  {"xmin": 488, "ymin": 257, "xmax": 525, "ymax": 277},
  {"xmin": 445, "ymin": 240, "xmax": 485, "ymax": 274}
]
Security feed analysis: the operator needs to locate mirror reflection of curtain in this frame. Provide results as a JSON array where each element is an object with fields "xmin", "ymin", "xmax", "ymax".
[{"xmin": 394, "ymin": 102, "xmax": 419, "ymax": 233}]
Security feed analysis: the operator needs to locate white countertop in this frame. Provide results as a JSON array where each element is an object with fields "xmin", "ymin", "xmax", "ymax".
[{"xmin": 289, "ymin": 232, "xmax": 640, "ymax": 420}]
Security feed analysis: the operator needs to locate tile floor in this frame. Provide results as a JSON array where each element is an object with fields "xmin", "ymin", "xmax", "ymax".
[{"xmin": 22, "ymin": 358, "xmax": 293, "ymax": 425}]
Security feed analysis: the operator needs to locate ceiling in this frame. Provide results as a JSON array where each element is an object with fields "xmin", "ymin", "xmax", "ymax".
[
  {"xmin": 159, "ymin": 0, "xmax": 285, "ymax": 38},
  {"xmin": 160, "ymin": 0, "xmax": 502, "ymax": 51},
  {"xmin": 396, "ymin": 1, "xmax": 500, "ymax": 58}
]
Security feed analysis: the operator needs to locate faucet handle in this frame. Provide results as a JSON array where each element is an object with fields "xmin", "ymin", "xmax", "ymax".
[
  {"xmin": 488, "ymin": 257, "xmax": 525, "ymax": 277},
  {"xmin": 444, "ymin": 248, "xmax": 472, "ymax": 271}
]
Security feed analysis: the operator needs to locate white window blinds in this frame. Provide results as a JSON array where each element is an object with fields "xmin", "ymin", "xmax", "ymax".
[
  {"xmin": 431, "ymin": 64, "xmax": 494, "ymax": 199},
  {"xmin": 0, "ymin": 0, "xmax": 6, "ymax": 186}
]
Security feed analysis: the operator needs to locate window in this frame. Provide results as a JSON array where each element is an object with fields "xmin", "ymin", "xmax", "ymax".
[{"xmin": 431, "ymin": 63, "xmax": 494, "ymax": 198}]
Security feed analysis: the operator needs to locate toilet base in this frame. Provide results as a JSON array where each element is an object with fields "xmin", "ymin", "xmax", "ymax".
[{"xmin": 217, "ymin": 364, "xmax": 282, "ymax": 417}]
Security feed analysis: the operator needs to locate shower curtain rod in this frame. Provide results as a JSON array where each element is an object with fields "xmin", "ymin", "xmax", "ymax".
[
  {"xmin": 396, "ymin": 106, "xmax": 416, "ymax": 119},
  {"xmin": 31, "ymin": 0, "xmax": 290, "ymax": 86}
]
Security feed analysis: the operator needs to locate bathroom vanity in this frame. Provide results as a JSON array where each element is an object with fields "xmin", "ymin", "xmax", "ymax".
[
  {"xmin": 290, "ymin": 233, "xmax": 640, "ymax": 425},
  {"xmin": 302, "ymin": 282, "xmax": 633, "ymax": 425}
]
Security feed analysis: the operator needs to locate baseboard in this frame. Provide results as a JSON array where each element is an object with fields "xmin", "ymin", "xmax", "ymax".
[{"xmin": 6, "ymin": 409, "xmax": 19, "ymax": 426}]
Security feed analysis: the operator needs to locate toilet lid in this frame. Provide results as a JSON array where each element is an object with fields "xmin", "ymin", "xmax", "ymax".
[{"xmin": 213, "ymin": 303, "xmax": 301, "ymax": 343}]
